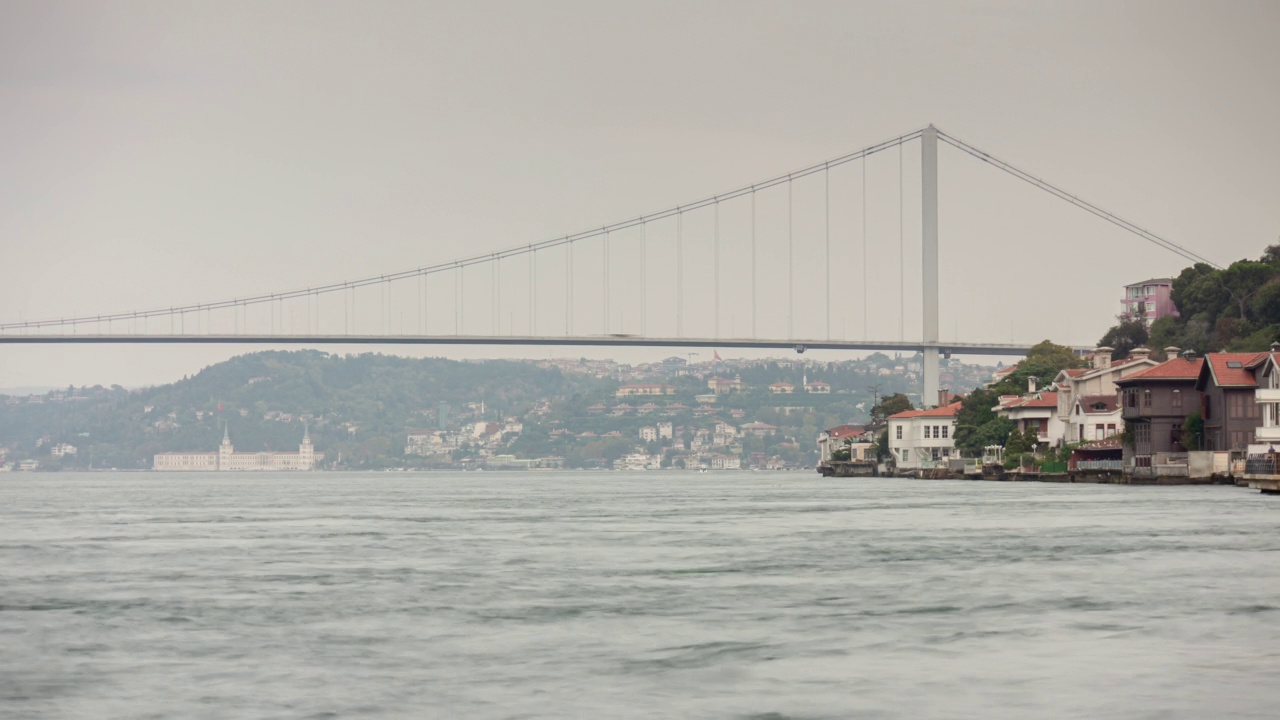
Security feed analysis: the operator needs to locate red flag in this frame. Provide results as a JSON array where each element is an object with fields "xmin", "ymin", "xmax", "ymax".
[
  {"xmin": 218, "ymin": 402, "xmax": 223, "ymax": 412},
  {"xmin": 713, "ymin": 350, "xmax": 722, "ymax": 362}
]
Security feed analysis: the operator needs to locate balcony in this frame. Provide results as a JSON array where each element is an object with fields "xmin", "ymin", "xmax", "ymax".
[
  {"xmin": 1255, "ymin": 388, "xmax": 1280, "ymax": 402},
  {"xmin": 1246, "ymin": 457, "xmax": 1278, "ymax": 477},
  {"xmin": 1256, "ymin": 425, "xmax": 1280, "ymax": 443}
]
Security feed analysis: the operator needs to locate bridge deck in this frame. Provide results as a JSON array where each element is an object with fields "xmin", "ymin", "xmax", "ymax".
[{"xmin": 0, "ymin": 334, "xmax": 1074, "ymax": 356}]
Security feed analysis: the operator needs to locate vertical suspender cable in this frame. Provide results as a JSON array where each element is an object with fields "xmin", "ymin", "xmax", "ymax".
[
  {"xmin": 641, "ymin": 222, "xmax": 647, "ymax": 336},
  {"xmin": 603, "ymin": 228, "xmax": 610, "ymax": 334},
  {"xmin": 862, "ymin": 156, "xmax": 868, "ymax": 339},
  {"xmin": 899, "ymin": 137, "xmax": 905, "ymax": 341},
  {"xmin": 639, "ymin": 223, "xmax": 646, "ymax": 335},
  {"xmin": 530, "ymin": 249, "xmax": 536, "ymax": 336},
  {"xmin": 714, "ymin": 200, "xmax": 720, "ymax": 339},
  {"xmin": 457, "ymin": 264, "xmax": 463, "ymax": 335},
  {"xmin": 751, "ymin": 189, "xmax": 757, "ymax": 339},
  {"xmin": 788, "ymin": 178, "xmax": 794, "ymax": 340},
  {"xmin": 494, "ymin": 256, "xmax": 499, "ymax": 335},
  {"xmin": 677, "ymin": 210, "xmax": 684, "ymax": 338},
  {"xmin": 825, "ymin": 164, "xmax": 831, "ymax": 340},
  {"xmin": 567, "ymin": 240, "xmax": 573, "ymax": 335}
]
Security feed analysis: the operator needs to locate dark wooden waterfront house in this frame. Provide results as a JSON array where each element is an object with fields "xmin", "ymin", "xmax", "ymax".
[
  {"xmin": 1116, "ymin": 356, "xmax": 1204, "ymax": 468},
  {"xmin": 1194, "ymin": 352, "xmax": 1267, "ymax": 451}
]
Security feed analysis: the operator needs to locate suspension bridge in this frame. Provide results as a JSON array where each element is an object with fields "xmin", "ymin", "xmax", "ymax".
[{"xmin": 0, "ymin": 125, "xmax": 1218, "ymax": 406}]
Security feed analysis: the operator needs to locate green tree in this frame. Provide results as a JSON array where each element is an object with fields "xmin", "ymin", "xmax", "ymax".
[
  {"xmin": 1003, "ymin": 428, "xmax": 1031, "ymax": 469},
  {"xmin": 1098, "ymin": 315, "xmax": 1150, "ymax": 360},
  {"xmin": 953, "ymin": 387, "xmax": 1015, "ymax": 456},
  {"xmin": 1024, "ymin": 340, "xmax": 1085, "ymax": 373},
  {"xmin": 871, "ymin": 393, "xmax": 913, "ymax": 419},
  {"xmin": 1182, "ymin": 411, "xmax": 1203, "ymax": 451}
]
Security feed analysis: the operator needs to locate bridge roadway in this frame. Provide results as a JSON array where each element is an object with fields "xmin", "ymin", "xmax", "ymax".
[{"xmin": 0, "ymin": 333, "xmax": 1070, "ymax": 357}]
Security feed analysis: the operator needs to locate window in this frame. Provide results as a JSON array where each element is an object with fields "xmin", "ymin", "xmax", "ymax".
[
  {"xmin": 895, "ymin": 425, "xmax": 902, "ymax": 440},
  {"xmin": 1172, "ymin": 389, "xmax": 1181, "ymax": 409},
  {"xmin": 1142, "ymin": 389, "xmax": 1152, "ymax": 407},
  {"xmin": 901, "ymin": 449, "xmax": 909, "ymax": 463},
  {"xmin": 1095, "ymin": 424, "xmax": 1105, "ymax": 439},
  {"xmin": 1135, "ymin": 423, "xmax": 1151, "ymax": 446},
  {"xmin": 1107, "ymin": 424, "xmax": 1117, "ymax": 437},
  {"xmin": 941, "ymin": 425, "xmax": 949, "ymax": 439},
  {"xmin": 1125, "ymin": 390, "xmax": 1137, "ymax": 408}
]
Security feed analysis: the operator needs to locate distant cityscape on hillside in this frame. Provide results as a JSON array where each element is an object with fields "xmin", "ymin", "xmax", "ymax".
[{"xmin": 0, "ymin": 350, "xmax": 1001, "ymax": 472}]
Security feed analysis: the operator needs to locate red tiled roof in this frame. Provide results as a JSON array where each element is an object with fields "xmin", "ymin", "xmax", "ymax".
[
  {"xmin": 996, "ymin": 392, "xmax": 1058, "ymax": 412},
  {"xmin": 992, "ymin": 364, "xmax": 1019, "ymax": 378},
  {"xmin": 824, "ymin": 424, "xmax": 866, "ymax": 439},
  {"xmin": 1012, "ymin": 392, "xmax": 1058, "ymax": 409},
  {"xmin": 1203, "ymin": 352, "xmax": 1267, "ymax": 388},
  {"xmin": 1077, "ymin": 394, "xmax": 1119, "ymax": 414},
  {"xmin": 889, "ymin": 401, "xmax": 963, "ymax": 419},
  {"xmin": 1063, "ymin": 369, "xmax": 1087, "ymax": 378},
  {"xmin": 1117, "ymin": 357, "xmax": 1205, "ymax": 382}
]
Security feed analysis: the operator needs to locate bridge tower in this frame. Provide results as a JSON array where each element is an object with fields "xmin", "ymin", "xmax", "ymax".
[{"xmin": 921, "ymin": 125, "xmax": 940, "ymax": 407}]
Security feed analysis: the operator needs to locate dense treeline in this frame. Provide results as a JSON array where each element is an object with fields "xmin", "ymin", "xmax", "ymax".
[
  {"xmin": 1, "ymin": 350, "xmax": 978, "ymax": 470},
  {"xmin": 0, "ymin": 351, "xmax": 576, "ymax": 469},
  {"xmin": 1099, "ymin": 245, "xmax": 1280, "ymax": 359}
]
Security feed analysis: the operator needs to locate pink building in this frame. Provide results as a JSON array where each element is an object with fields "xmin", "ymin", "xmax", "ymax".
[{"xmin": 1121, "ymin": 278, "xmax": 1179, "ymax": 324}]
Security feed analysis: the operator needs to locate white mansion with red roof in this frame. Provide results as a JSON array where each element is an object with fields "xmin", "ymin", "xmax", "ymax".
[{"xmin": 887, "ymin": 402, "xmax": 963, "ymax": 470}]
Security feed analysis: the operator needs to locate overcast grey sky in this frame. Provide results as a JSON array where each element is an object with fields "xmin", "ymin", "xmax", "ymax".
[{"xmin": 2, "ymin": 0, "xmax": 1277, "ymax": 388}]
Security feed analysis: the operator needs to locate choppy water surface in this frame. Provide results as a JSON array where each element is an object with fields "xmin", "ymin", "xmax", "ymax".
[{"xmin": 3, "ymin": 473, "xmax": 1280, "ymax": 719}]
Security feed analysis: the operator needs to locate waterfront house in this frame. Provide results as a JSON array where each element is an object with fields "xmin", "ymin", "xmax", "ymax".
[
  {"xmin": 1052, "ymin": 346, "xmax": 1158, "ymax": 442},
  {"xmin": 1116, "ymin": 354, "xmax": 1204, "ymax": 469},
  {"xmin": 1250, "ymin": 348, "xmax": 1280, "ymax": 450},
  {"xmin": 817, "ymin": 424, "xmax": 870, "ymax": 463},
  {"xmin": 768, "ymin": 382, "xmax": 795, "ymax": 394},
  {"xmin": 1189, "ymin": 350, "xmax": 1273, "ymax": 451},
  {"xmin": 1069, "ymin": 394, "xmax": 1122, "ymax": 442},
  {"xmin": 887, "ymin": 401, "xmax": 962, "ymax": 470},
  {"xmin": 1242, "ymin": 349, "xmax": 1280, "ymax": 491},
  {"xmin": 803, "ymin": 380, "xmax": 831, "ymax": 394},
  {"xmin": 995, "ymin": 391, "xmax": 1064, "ymax": 448}
]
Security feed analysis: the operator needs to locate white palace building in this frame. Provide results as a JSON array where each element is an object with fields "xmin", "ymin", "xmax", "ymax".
[{"xmin": 153, "ymin": 426, "xmax": 322, "ymax": 472}]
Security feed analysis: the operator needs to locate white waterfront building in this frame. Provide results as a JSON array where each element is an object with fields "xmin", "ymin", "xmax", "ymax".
[
  {"xmin": 887, "ymin": 402, "xmax": 963, "ymax": 470},
  {"xmin": 153, "ymin": 426, "xmax": 322, "ymax": 471}
]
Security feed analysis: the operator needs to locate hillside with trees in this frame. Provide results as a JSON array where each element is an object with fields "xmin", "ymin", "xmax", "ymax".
[
  {"xmin": 1, "ymin": 350, "xmax": 1003, "ymax": 471},
  {"xmin": 1099, "ymin": 244, "xmax": 1280, "ymax": 359}
]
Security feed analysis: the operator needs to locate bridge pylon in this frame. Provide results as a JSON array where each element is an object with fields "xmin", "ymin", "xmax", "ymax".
[{"xmin": 921, "ymin": 125, "xmax": 940, "ymax": 407}]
